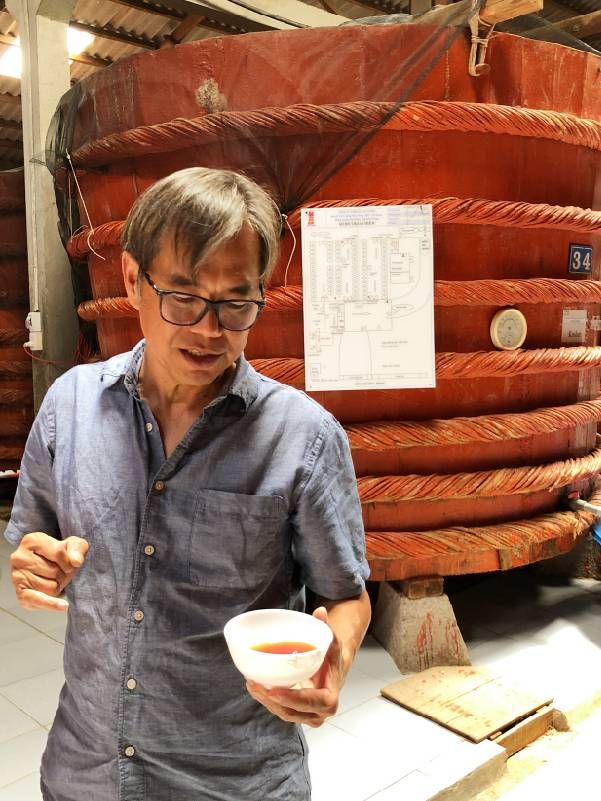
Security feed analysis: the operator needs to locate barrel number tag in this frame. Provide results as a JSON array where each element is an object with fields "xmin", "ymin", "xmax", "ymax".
[{"xmin": 568, "ymin": 244, "xmax": 593, "ymax": 275}]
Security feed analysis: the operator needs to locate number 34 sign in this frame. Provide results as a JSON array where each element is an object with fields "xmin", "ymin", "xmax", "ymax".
[{"xmin": 568, "ymin": 244, "xmax": 593, "ymax": 274}]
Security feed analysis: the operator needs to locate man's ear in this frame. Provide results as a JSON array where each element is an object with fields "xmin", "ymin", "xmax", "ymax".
[{"xmin": 122, "ymin": 251, "xmax": 141, "ymax": 311}]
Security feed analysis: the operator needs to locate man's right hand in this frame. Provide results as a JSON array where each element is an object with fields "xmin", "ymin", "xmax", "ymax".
[{"xmin": 10, "ymin": 532, "xmax": 89, "ymax": 612}]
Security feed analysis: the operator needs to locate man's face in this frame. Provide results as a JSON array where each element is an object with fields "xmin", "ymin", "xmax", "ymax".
[{"xmin": 122, "ymin": 224, "xmax": 262, "ymax": 393}]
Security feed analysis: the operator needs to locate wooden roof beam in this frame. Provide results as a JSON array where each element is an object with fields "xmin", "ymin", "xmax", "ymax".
[
  {"xmin": 106, "ymin": 0, "xmax": 267, "ymax": 31},
  {"xmin": 71, "ymin": 50, "xmax": 113, "ymax": 68},
  {"xmin": 103, "ymin": 0, "xmax": 250, "ymax": 38},
  {"xmin": 108, "ymin": 0, "xmax": 185, "ymax": 19},
  {"xmin": 480, "ymin": 0, "xmax": 543, "ymax": 25},
  {"xmin": 160, "ymin": 0, "xmax": 344, "ymax": 30},
  {"xmin": 160, "ymin": 12, "xmax": 210, "ymax": 44},
  {"xmin": 529, "ymin": 8, "xmax": 601, "ymax": 39}
]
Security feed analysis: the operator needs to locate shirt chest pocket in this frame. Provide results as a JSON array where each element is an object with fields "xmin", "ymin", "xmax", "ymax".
[{"xmin": 188, "ymin": 490, "xmax": 288, "ymax": 589}]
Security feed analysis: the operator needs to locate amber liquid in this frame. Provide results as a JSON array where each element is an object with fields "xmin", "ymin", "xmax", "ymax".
[{"xmin": 252, "ymin": 641, "xmax": 316, "ymax": 654}]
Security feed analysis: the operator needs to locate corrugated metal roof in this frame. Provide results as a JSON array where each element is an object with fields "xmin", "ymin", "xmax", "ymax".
[
  {"xmin": 74, "ymin": 0, "xmax": 170, "ymax": 39},
  {"xmin": 0, "ymin": 8, "xmax": 17, "ymax": 36},
  {"xmin": 302, "ymin": 0, "xmax": 383, "ymax": 19}
]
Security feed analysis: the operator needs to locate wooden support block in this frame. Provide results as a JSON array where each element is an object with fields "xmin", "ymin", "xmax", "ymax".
[
  {"xmin": 373, "ymin": 581, "xmax": 471, "ymax": 673},
  {"xmin": 400, "ymin": 576, "xmax": 444, "ymax": 599},
  {"xmin": 421, "ymin": 0, "xmax": 541, "ymax": 28},
  {"xmin": 480, "ymin": 0, "xmax": 544, "ymax": 25},
  {"xmin": 491, "ymin": 704, "xmax": 554, "ymax": 756}
]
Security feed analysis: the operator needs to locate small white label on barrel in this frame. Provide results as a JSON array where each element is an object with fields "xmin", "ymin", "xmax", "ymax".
[{"xmin": 561, "ymin": 309, "xmax": 587, "ymax": 344}]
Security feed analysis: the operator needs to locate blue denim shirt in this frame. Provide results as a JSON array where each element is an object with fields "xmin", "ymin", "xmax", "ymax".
[{"xmin": 5, "ymin": 341, "xmax": 368, "ymax": 801}]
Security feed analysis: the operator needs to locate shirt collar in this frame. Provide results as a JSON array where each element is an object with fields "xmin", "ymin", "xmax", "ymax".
[{"xmin": 100, "ymin": 340, "xmax": 259, "ymax": 410}]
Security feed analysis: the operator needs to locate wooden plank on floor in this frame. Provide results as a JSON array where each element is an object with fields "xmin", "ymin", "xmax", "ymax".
[
  {"xmin": 381, "ymin": 666, "xmax": 553, "ymax": 743},
  {"xmin": 491, "ymin": 705, "xmax": 555, "ymax": 756},
  {"xmin": 382, "ymin": 666, "xmax": 496, "ymax": 709}
]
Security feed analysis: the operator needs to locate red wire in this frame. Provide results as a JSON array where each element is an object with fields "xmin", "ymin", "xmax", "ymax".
[
  {"xmin": 22, "ymin": 346, "xmax": 74, "ymax": 366},
  {"xmin": 22, "ymin": 331, "xmax": 99, "ymax": 368}
]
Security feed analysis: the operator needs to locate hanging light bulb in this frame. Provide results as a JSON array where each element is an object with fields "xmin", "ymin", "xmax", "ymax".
[
  {"xmin": 0, "ymin": 28, "xmax": 95, "ymax": 79},
  {"xmin": 67, "ymin": 28, "xmax": 94, "ymax": 57}
]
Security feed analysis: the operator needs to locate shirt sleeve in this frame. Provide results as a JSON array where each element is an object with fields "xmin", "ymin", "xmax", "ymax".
[
  {"xmin": 291, "ymin": 413, "xmax": 370, "ymax": 599},
  {"xmin": 4, "ymin": 385, "xmax": 59, "ymax": 547}
]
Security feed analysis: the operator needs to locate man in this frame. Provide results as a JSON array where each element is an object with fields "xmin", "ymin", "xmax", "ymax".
[{"xmin": 6, "ymin": 167, "xmax": 371, "ymax": 801}]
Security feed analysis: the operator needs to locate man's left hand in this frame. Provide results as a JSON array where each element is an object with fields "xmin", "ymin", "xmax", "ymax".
[{"xmin": 246, "ymin": 606, "xmax": 344, "ymax": 728}]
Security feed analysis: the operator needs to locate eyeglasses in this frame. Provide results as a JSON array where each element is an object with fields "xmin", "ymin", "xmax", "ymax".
[{"xmin": 142, "ymin": 272, "xmax": 266, "ymax": 331}]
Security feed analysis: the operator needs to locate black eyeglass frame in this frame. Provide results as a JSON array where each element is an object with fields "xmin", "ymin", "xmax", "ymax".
[{"xmin": 142, "ymin": 271, "xmax": 267, "ymax": 331}]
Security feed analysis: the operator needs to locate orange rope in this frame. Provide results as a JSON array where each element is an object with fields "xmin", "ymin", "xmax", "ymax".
[
  {"xmin": 261, "ymin": 286, "xmax": 304, "ymax": 312},
  {"xmin": 0, "ymin": 387, "xmax": 32, "ymax": 405},
  {"xmin": 78, "ymin": 296, "xmax": 137, "ymax": 321},
  {"xmin": 78, "ymin": 278, "xmax": 601, "ymax": 322},
  {"xmin": 67, "ymin": 194, "xmax": 601, "ymax": 260},
  {"xmin": 250, "ymin": 347, "xmax": 601, "ymax": 387},
  {"xmin": 345, "ymin": 399, "xmax": 601, "ymax": 450},
  {"xmin": 0, "ymin": 445, "xmax": 24, "ymax": 460},
  {"xmin": 286, "ymin": 198, "xmax": 601, "ymax": 234},
  {"xmin": 68, "ymin": 220, "xmax": 124, "ymax": 259},
  {"xmin": 435, "ymin": 278, "xmax": 601, "ymax": 307},
  {"xmin": 0, "ymin": 328, "xmax": 26, "ymax": 346},
  {"xmin": 0, "ymin": 245, "xmax": 27, "ymax": 259},
  {"xmin": 365, "ymin": 477, "xmax": 601, "ymax": 579},
  {"xmin": 357, "ymin": 447, "xmax": 601, "ymax": 504},
  {"xmin": 264, "ymin": 279, "xmax": 601, "ymax": 309},
  {"xmin": 70, "ymin": 100, "xmax": 601, "ymax": 168},
  {"xmin": 0, "ymin": 361, "xmax": 32, "ymax": 377},
  {"xmin": 0, "ymin": 289, "xmax": 28, "ymax": 307}
]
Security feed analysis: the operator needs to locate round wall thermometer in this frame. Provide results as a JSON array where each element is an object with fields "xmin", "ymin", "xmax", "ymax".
[{"xmin": 490, "ymin": 308, "xmax": 527, "ymax": 350}]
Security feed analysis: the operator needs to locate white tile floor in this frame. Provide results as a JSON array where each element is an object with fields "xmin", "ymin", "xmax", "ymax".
[{"xmin": 1, "ymin": 518, "xmax": 600, "ymax": 801}]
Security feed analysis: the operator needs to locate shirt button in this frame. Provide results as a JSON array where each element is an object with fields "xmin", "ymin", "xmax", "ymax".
[
  {"xmin": 124, "ymin": 745, "xmax": 135, "ymax": 758},
  {"xmin": 153, "ymin": 480, "xmax": 166, "ymax": 492},
  {"xmin": 144, "ymin": 544, "xmax": 155, "ymax": 556},
  {"xmin": 133, "ymin": 610, "xmax": 144, "ymax": 622},
  {"xmin": 145, "ymin": 422, "xmax": 153, "ymax": 433},
  {"xmin": 126, "ymin": 678, "xmax": 137, "ymax": 691}
]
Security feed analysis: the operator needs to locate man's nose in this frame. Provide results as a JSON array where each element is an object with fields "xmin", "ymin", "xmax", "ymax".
[{"xmin": 190, "ymin": 305, "xmax": 222, "ymax": 336}]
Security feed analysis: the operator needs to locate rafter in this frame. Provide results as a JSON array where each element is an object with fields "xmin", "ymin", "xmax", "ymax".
[
  {"xmin": 108, "ymin": 0, "xmax": 185, "ymax": 19},
  {"xmin": 70, "ymin": 19, "xmax": 160, "ymax": 50},
  {"xmin": 71, "ymin": 50, "xmax": 113, "ymax": 68},
  {"xmin": 160, "ymin": 12, "xmax": 210, "ymax": 44},
  {"xmin": 544, "ymin": 8, "xmax": 601, "ymax": 39},
  {"xmin": 107, "ymin": 0, "xmax": 266, "ymax": 31},
  {"xmin": 168, "ymin": 12, "xmax": 205, "ymax": 39}
]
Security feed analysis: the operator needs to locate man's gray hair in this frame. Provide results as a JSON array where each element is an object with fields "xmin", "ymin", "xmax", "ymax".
[{"xmin": 121, "ymin": 167, "xmax": 281, "ymax": 283}]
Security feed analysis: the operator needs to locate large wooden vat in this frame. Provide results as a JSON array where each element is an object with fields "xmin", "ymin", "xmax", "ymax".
[
  {"xmin": 58, "ymin": 24, "xmax": 601, "ymax": 579},
  {"xmin": 0, "ymin": 169, "xmax": 31, "ymax": 471}
]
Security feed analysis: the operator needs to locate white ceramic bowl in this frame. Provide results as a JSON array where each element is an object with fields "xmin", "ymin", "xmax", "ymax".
[{"xmin": 223, "ymin": 608, "xmax": 333, "ymax": 688}]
